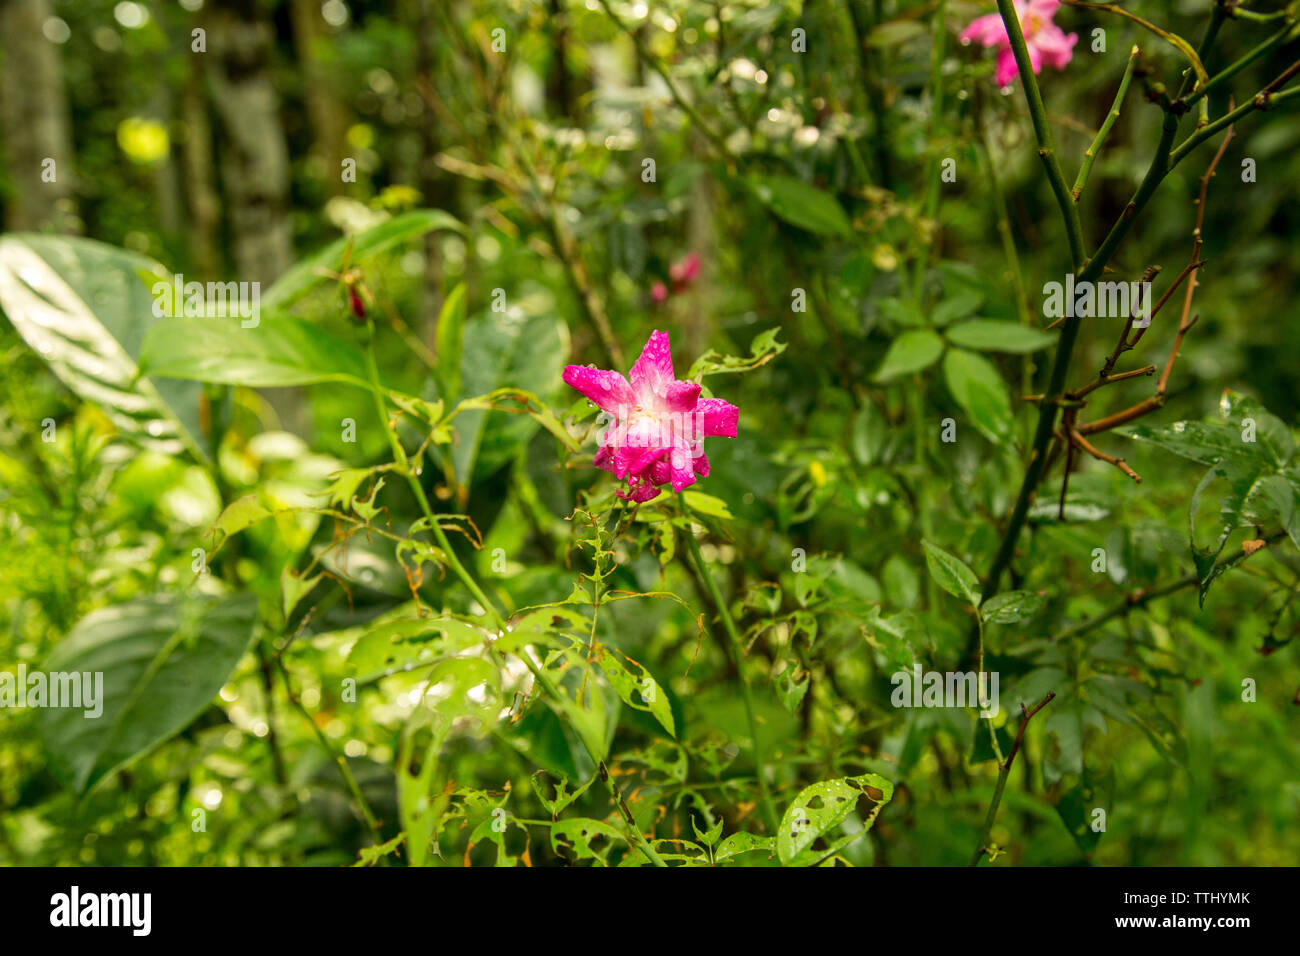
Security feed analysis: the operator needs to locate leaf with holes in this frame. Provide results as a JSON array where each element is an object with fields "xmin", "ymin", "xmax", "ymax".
[
  {"xmin": 777, "ymin": 772, "xmax": 893, "ymax": 866},
  {"xmin": 549, "ymin": 817, "xmax": 625, "ymax": 865}
]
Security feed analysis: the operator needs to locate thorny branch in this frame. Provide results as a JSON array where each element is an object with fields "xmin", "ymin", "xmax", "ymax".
[{"xmin": 1048, "ymin": 119, "xmax": 1236, "ymax": 509}]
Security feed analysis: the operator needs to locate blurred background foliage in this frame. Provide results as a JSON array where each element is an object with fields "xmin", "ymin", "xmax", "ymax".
[{"xmin": 1, "ymin": 0, "xmax": 1299, "ymax": 866}]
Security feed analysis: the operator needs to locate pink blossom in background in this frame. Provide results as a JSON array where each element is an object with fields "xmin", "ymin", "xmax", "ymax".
[
  {"xmin": 563, "ymin": 330, "xmax": 738, "ymax": 502},
  {"xmin": 650, "ymin": 252, "xmax": 702, "ymax": 304},
  {"xmin": 669, "ymin": 251, "xmax": 701, "ymax": 289},
  {"xmin": 962, "ymin": 0, "xmax": 1077, "ymax": 87}
]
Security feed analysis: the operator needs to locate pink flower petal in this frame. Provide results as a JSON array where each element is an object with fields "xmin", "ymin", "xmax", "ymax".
[
  {"xmin": 1032, "ymin": 26, "xmax": 1077, "ymax": 70},
  {"xmin": 961, "ymin": 13, "xmax": 1008, "ymax": 48},
  {"xmin": 664, "ymin": 379, "xmax": 702, "ymax": 413},
  {"xmin": 562, "ymin": 365, "xmax": 636, "ymax": 412},
  {"xmin": 668, "ymin": 446, "xmax": 698, "ymax": 492},
  {"xmin": 1025, "ymin": 0, "xmax": 1062, "ymax": 20},
  {"xmin": 619, "ymin": 479, "xmax": 662, "ymax": 502},
  {"xmin": 692, "ymin": 451, "xmax": 711, "ymax": 478},
  {"xmin": 697, "ymin": 398, "xmax": 739, "ymax": 437},
  {"xmin": 614, "ymin": 444, "xmax": 670, "ymax": 481},
  {"xmin": 629, "ymin": 329, "xmax": 676, "ymax": 396},
  {"xmin": 995, "ymin": 48, "xmax": 1020, "ymax": 85}
]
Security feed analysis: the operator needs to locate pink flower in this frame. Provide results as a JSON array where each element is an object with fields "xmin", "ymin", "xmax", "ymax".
[
  {"xmin": 962, "ymin": 0, "xmax": 1077, "ymax": 87},
  {"xmin": 669, "ymin": 252, "xmax": 701, "ymax": 289},
  {"xmin": 651, "ymin": 252, "xmax": 702, "ymax": 305},
  {"xmin": 562, "ymin": 330, "xmax": 739, "ymax": 502}
]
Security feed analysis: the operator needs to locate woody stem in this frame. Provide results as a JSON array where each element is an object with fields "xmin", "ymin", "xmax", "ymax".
[{"xmin": 680, "ymin": 496, "xmax": 780, "ymax": 833}]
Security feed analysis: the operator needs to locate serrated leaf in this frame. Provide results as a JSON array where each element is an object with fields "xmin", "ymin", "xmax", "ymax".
[
  {"xmin": 981, "ymin": 589, "xmax": 1046, "ymax": 623},
  {"xmin": 922, "ymin": 540, "xmax": 981, "ymax": 606},
  {"xmin": 595, "ymin": 647, "xmax": 676, "ymax": 737},
  {"xmin": 715, "ymin": 831, "xmax": 775, "ymax": 862}
]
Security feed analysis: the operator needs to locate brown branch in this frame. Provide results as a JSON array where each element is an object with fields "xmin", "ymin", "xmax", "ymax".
[
  {"xmin": 970, "ymin": 690, "xmax": 1056, "ymax": 865},
  {"xmin": 1073, "ymin": 115, "xmax": 1236, "ymax": 439},
  {"xmin": 1070, "ymin": 428, "xmax": 1142, "ymax": 482},
  {"xmin": 1003, "ymin": 691, "xmax": 1057, "ymax": 771}
]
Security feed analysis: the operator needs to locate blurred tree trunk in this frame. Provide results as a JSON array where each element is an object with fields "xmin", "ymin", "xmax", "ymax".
[
  {"xmin": 205, "ymin": 0, "xmax": 304, "ymax": 434},
  {"xmin": 546, "ymin": 0, "xmax": 573, "ymax": 121},
  {"xmin": 0, "ymin": 0, "xmax": 77, "ymax": 232},
  {"xmin": 289, "ymin": 0, "xmax": 348, "ymax": 197},
  {"xmin": 183, "ymin": 59, "xmax": 221, "ymax": 280}
]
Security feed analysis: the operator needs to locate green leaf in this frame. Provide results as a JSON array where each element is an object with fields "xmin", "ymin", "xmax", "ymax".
[
  {"xmin": 747, "ymin": 175, "xmax": 852, "ymax": 237},
  {"xmin": 440, "ymin": 309, "xmax": 568, "ymax": 488},
  {"xmin": 775, "ymin": 658, "xmax": 810, "ymax": 713},
  {"xmin": 942, "ymin": 348, "xmax": 1013, "ymax": 440},
  {"xmin": 922, "ymin": 540, "xmax": 982, "ymax": 606},
  {"xmin": 0, "ymin": 234, "xmax": 207, "ymax": 459},
  {"xmin": 873, "ymin": 329, "xmax": 944, "ymax": 382},
  {"xmin": 715, "ymin": 831, "xmax": 775, "ymax": 862},
  {"xmin": 347, "ymin": 614, "xmax": 487, "ymax": 682},
  {"xmin": 549, "ymin": 817, "xmax": 625, "ymax": 865},
  {"xmin": 981, "ymin": 589, "xmax": 1046, "ymax": 623},
  {"xmin": 1055, "ymin": 768, "xmax": 1115, "ymax": 856},
  {"xmin": 1188, "ymin": 458, "xmax": 1267, "ymax": 605},
  {"xmin": 682, "ymin": 490, "xmax": 733, "ymax": 520},
  {"xmin": 777, "ymin": 772, "xmax": 893, "ymax": 865},
  {"xmin": 595, "ymin": 646, "xmax": 676, "ymax": 738},
  {"xmin": 434, "ymin": 283, "xmax": 467, "ymax": 398},
  {"xmin": 37, "ymin": 593, "xmax": 258, "ymax": 793},
  {"xmin": 1118, "ymin": 420, "xmax": 1251, "ymax": 467},
  {"xmin": 944, "ymin": 319, "xmax": 1056, "ymax": 353},
  {"xmin": 261, "ymin": 209, "xmax": 464, "ymax": 312},
  {"xmin": 687, "ymin": 327, "xmax": 786, "ymax": 380},
  {"xmin": 1215, "ymin": 389, "xmax": 1294, "ymax": 466},
  {"xmin": 138, "ymin": 314, "xmax": 369, "ymax": 388}
]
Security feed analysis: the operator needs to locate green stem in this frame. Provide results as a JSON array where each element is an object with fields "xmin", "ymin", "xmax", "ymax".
[
  {"xmin": 363, "ymin": 324, "xmax": 506, "ymax": 628},
  {"xmin": 913, "ymin": 0, "xmax": 948, "ymax": 302},
  {"xmin": 1170, "ymin": 83, "xmax": 1300, "ymax": 169},
  {"xmin": 519, "ymin": 652, "xmax": 668, "ymax": 866},
  {"xmin": 679, "ymin": 497, "xmax": 780, "ymax": 833},
  {"xmin": 364, "ymin": 326, "xmax": 666, "ymax": 863},
  {"xmin": 994, "ymin": 0, "xmax": 1086, "ymax": 268},
  {"xmin": 1182, "ymin": 19, "xmax": 1298, "ymax": 107},
  {"xmin": 277, "ymin": 657, "xmax": 383, "ymax": 841},
  {"xmin": 1072, "ymin": 46, "xmax": 1140, "ymax": 201}
]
